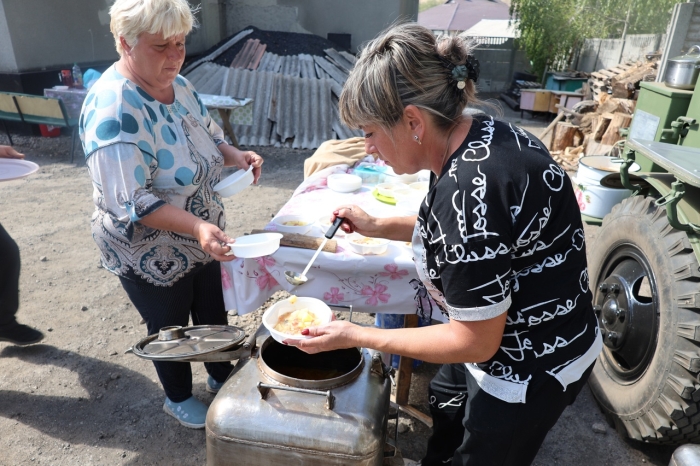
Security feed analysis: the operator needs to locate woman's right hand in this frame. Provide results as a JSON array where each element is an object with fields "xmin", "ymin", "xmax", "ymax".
[
  {"xmin": 192, "ymin": 220, "xmax": 235, "ymax": 262},
  {"xmin": 331, "ymin": 205, "xmax": 380, "ymax": 237},
  {"xmin": 0, "ymin": 146, "xmax": 24, "ymax": 159}
]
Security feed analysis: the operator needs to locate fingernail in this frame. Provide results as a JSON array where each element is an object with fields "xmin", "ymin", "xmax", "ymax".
[
  {"xmin": 282, "ymin": 341, "xmax": 288, "ymax": 345},
  {"xmin": 301, "ymin": 329, "xmax": 309, "ymax": 335}
]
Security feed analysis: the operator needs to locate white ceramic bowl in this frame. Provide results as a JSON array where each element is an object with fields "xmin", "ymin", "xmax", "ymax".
[
  {"xmin": 272, "ymin": 214, "xmax": 314, "ymax": 235},
  {"xmin": 317, "ymin": 214, "xmax": 345, "ymax": 237},
  {"xmin": 214, "ymin": 165, "xmax": 254, "ymax": 197},
  {"xmin": 376, "ymin": 182, "xmax": 409, "ymax": 199},
  {"xmin": 227, "ymin": 232, "xmax": 283, "ymax": 258},
  {"xmin": 327, "ymin": 173, "xmax": 362, "ymax": 193},
  {"xmin": 345, "ymin": 233, "xmax": 390, "ymax": 255},
  {"xmin": 573, "ymin": 177, "xmax": 632, "ymax": 219},
  {"xmin": 262, "ymin": 296, "xmax": 333, "ymax": 343}
]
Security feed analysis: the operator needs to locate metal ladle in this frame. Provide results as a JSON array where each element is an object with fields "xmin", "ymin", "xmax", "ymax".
[{"xmin": 284, "ymin": 216, "xmax": 344, "ymax": 286}]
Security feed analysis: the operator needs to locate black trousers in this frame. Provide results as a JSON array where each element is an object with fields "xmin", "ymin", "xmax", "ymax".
[
  {"xmin": 119, "ymin": 261, "xmax": 233, "ymax": 402},
  {"xmin": 0, "ymin": 222, "xmax": 21, "ymax": 326},
  {"xmin": 422, "ymin": 362, "xmax": 594, "ymax": 466}
]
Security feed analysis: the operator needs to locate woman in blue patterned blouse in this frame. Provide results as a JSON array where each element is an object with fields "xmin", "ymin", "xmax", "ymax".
[{"xmin": 80, "ymin": 0, "xmax": 263, "ymax": 429}]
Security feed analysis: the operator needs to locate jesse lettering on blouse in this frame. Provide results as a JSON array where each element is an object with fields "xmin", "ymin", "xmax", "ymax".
[
  {"xmin": 79, "ymin": 0, "xmax": 263, "ymax": 430},
  {"xmin": 283, "ymin": 23, "xmax": 602, "ymax": 466}
]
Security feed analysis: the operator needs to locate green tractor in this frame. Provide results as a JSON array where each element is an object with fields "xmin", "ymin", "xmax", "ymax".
[{"xmin": 588, "ymin": 81, "xmax": 700, "ymax": 444}]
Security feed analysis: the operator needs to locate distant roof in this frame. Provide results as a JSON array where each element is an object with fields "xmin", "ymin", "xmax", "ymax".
[
  {"xmin": 463, "ymin": 19, "xmax": 519, "ymax": 38},
  {"xmin": 418, "ymin": 0, "xmax": 511, "ymax": 33}
]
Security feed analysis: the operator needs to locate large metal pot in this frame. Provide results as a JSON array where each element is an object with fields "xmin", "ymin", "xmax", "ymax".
[
  {"xmin": 664, "ymin": 45, "xmax": 700, "ymax": 89},
  {"xmin": 206, "ymin": 333, "xmax": 393, "ymax": 466}
]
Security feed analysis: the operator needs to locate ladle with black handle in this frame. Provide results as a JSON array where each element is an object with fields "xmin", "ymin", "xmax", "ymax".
[{"xmin": 284, "ymin": 216, "xmax": 344, "ymax": 286}]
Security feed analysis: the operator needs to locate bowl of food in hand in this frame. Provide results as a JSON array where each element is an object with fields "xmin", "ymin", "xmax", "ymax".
[
  {"xmin": 345, "ymin": 233, "xmax": 390, "ymax": 255},
  {"xmin": 262, "ymin": 295, "xmax": 334, "ymax": 343},
  {"xmin": 376, "ymin": 182, "xmax": 409, "ymax": 199},
  {"xmin": 227, "ymin": 232, "xmax": 283, "ymax": 258},
  {"xmin": 272, "ymin": 214, "xmax": 315, "ymax": 235},
  {"xmin": 214, "ymin": 165, "xmax": 254, "ymax": 197}
]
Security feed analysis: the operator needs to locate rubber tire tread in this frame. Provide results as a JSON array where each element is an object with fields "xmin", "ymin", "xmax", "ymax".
[{"xmin": 588, "ymin": 195, "xmax": 700, "ymax": 445}]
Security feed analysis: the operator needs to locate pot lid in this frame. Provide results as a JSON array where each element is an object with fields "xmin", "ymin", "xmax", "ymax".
[
  {"xmin": 131, "ymin": 325, "xmax": 246, "ymax": 361},
  {"xmin": 670, "ymin": 45, "xmax": 700, "ymax": 63}
]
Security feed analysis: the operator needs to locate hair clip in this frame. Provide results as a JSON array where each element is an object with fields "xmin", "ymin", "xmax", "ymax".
[{"xmin": 439, "ymin": 55, "xmax": 480, "ymax": 88}]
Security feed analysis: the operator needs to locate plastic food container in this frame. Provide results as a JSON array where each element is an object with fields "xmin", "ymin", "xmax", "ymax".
[
  {"xmin": 384, "ymin": 166, "xmax": 420, "ymax": 184},
  {"xmin": 262, "ymin": 296, "xmax": 334, "ymax": 343},
  {"xmin": 213, "ymin": 166, "xmax": 254, "ymax": 197},
  {"xmin": 409, "ymin": 181, "xmax": 429, "ymax": 193},
  {"xmin": 227, "ymin": 232, "xmax": 283, "ymax": 258},
  {"xmin": 272, "ymin": 214, "xmax": 314, "ymax": 235},
  {"xmin": 376, "ymin": 182, "xmax": 409, "ymax": 199},
  {"xmin": 345, "ymin": 233, "xmax": 390, "ymax": 255},
  {"xmin": 317, "ymin": 214, "xmax": 345, "ymax": 236},
  {"xmin": 327, "ymin": 173, "xmax": 362, "ymax": 193}
]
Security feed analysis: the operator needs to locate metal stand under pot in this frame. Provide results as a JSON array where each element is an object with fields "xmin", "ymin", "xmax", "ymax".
[{"xmin": 129, "ymin": 315, "xmax": 397, "ymax": 466}]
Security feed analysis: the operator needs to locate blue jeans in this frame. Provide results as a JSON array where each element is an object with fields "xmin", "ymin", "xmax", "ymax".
[{"xmin": 119, "ymin": 261, "xmax": 233, "ymax": 402}]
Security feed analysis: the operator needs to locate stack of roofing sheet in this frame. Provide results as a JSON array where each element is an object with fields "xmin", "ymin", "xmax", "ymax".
[{"xmin": 184, "ymin": 45, "xmax": 361, "ymax": 149}]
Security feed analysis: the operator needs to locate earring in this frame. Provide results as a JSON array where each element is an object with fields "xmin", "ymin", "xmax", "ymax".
[{"xmin": 413, "ymin": 135, "xmax": 422, "ymax": 145}]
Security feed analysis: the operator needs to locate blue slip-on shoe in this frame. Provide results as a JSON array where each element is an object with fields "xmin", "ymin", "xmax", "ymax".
[
  {"xmin": 163, "ymin": 396, "xmax": 208, "ymax": 429},
  {"xmin": 206, "ymin": 375, "xmax": 225, "ymax": 394}
]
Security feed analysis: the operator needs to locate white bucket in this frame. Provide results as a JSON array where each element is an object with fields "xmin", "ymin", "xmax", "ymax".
[
  {"xmin": 573, "ymin": 176, "xmax": 632, "ymax": 219},
  {"xmin": 577, "ymin": 156, "xmax": 641, "ymax": 186}
]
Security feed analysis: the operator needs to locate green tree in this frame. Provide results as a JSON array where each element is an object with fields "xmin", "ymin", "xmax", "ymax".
[{"xmin": 510, "ymin": 0, "xmax": 679, "ymax": 77}]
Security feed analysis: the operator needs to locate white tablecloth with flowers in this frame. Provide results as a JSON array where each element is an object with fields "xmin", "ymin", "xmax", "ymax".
[{"xmin": 220, "ymin": 160, "xmax": 431, "ymax": 316}]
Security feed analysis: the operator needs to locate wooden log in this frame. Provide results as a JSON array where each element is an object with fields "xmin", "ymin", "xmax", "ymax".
[
  {"xmin": 550, "ymin": 122, "xmax": 579, "ymax": 152},
  {"xmin": 593, "ymin": 113, "xmax": 613, "ymax": 142},
  {"xmin": 579, "ymin": 113, "xmax": 599, "ymax": 134},
  {"xmin": 539, "ymin": 112, "xmax": 566, "ymax": 141},
  {"xmin": 250, "ymin": 229, "xmax": 337, "ymax": 252},
  {"xmin": 601, "ymin": 112, "xmax": 633, "ymax": 146}
]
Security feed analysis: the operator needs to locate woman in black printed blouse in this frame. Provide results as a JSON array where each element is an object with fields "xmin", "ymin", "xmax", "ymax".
[{"xmin": 286, "ymin": 23, "xmax": 602, "ymax": 466}]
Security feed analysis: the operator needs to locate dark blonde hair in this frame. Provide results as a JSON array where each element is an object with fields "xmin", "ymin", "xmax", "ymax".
[{"xmin": 339, "ymin": 23, "xmax": 483, "ymax": 132}]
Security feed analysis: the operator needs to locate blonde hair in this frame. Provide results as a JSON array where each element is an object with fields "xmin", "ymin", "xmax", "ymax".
[
  {"xmin": 339, "ymin": 23, "xmax": 484, "ymax": 132},
  {"xmin": 110, "ymin": 0, "xmax": 198, "ymax": 56}
]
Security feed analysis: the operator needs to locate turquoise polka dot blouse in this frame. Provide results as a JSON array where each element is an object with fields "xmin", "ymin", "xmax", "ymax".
[{"xmin": 80, "ymin": 65, "xmax": 227, "ymax": 286}]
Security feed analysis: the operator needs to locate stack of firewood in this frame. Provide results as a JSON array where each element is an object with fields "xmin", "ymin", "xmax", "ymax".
[
  {"xmin": 584, "ymin": 59, "xmax": 658, "ymax": 102},
  {"xmin": 545, "ymin": 95, "xmax": 637, "ymax": 170}
]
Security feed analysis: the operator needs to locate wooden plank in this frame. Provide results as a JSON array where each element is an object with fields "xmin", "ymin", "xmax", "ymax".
[
  {"xmin": 390, "ymin": 398, "xmax": 433, "ymax": 428},
  {"xmin": 250, "ymin": 229, "xmax": 337, "ymax": 252},
  {"xmin": 395, "ymin": 314, "xmax": 419, "ymax": 406}
]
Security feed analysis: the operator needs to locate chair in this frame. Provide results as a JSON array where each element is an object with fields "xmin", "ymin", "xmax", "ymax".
[
  {"xmin": 0, "ymin": 92, "xmax": 80, "ymax": 162},
  {"xmin": 0, "ymin": 92, "xmax": 22, "ymax": 146}
]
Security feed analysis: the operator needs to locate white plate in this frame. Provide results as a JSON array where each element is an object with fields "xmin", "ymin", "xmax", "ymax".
[{"xmin": 0, "ymin": 159, "xmax": 39, "ymax": 182}]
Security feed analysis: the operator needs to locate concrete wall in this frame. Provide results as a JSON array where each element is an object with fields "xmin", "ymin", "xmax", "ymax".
[
  {"xmin": 225, "ymin": 0, "xmax": 418, "ymax": 52},
  {"xmin": 0, "ymin": 0, "xmax": 223, "ymax": 74},
  {"xmin": 576, "ymin": 33, "xmax": 665, "ymax": 73}
]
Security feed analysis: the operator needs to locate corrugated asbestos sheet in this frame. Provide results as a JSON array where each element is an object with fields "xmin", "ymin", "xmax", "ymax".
[{"xmin": 184, "ymin": 48, "xmax": 361, "ymax": 149}]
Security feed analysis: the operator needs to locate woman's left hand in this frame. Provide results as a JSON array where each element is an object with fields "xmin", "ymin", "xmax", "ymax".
[
  {"xmin": 220, "ymin": 144, "xmax": 264, "ymax": 183},
  {"xmin": 283, "ymin": 320, "xmax": 359, "ymax": 354}
]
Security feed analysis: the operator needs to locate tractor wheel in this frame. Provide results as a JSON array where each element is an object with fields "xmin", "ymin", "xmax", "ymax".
[{"xmin": 588, "ymin": 195, "xmax": 700, "ymax": 444}]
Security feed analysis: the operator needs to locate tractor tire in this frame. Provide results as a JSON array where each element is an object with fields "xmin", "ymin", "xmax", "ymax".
[{"xmin": 588, "ymin": 195, "xmax": 700, "ymax": 444}]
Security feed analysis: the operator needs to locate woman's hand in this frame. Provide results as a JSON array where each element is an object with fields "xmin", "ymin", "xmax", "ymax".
[
  {"xmin": 192, "ymin": 220, "xmax": 236, "ymax": 262},
  {"xmin": 219, "ymin": 144, "xmax": 264, "ymax": 183},
  {"xmin": 331, "ymin": 205, "xmax": 380, "ymax": 236},
  {"xmin": 283, "ymin": 320, "xmax": 359, "ymax": 354},
  {"xmin": 0, "ymin": 146, "xmax": 24, "ymax": 159}
]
